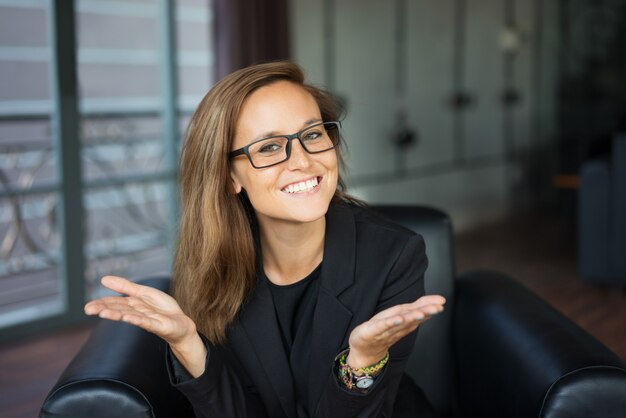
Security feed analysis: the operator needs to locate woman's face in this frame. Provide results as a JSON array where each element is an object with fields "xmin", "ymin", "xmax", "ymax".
[{"xmin": 230, "ymin": 81, "xmax": 338, "ymax": 226}]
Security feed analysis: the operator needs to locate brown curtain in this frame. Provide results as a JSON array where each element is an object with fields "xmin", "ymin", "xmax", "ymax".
[{"xmin": 214, "ymin": 0, "xmax": 290, "ymax": 80}]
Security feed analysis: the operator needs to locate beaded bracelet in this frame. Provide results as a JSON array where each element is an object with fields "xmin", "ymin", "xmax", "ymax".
[{"xmin": 337, "ymin": 349, "xmax": 390, "ymax": 390}]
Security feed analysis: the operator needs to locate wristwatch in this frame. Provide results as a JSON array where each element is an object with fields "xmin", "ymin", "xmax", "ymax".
[{"xmin": 354, "ymin": 374, "xmax": 375, "ymax": 389}]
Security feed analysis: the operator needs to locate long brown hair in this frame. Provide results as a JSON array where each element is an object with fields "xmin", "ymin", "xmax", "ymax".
[{"xmin": 173, "ymin": 61, "xmax": 358, "ymax": 344}]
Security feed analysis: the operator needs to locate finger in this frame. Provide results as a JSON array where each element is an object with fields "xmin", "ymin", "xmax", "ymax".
[
  {"xmin": 97, "ymin": 307, "xmax": 129, "ymax": 322},
  {"xmin": 97, "ymin": 302, "xmax": 138, "ymax": 315},
  {"xmin": 369, "ymin": 303, "xmax": 418, "ymax": 321},
  {"xmin": 396, "ymin": 305, "xmax": 443, "ymax": 324},
  {"xmin": 98, "ymin": 306, "xmax": 157, "ymax": 329},
  {"xmin": 378, "ymin": 306, "xmax": 439, "ymax": 332},
  {"xmin": 84, "ymin": 296, "xmax": 131, "ymax": 315},
  {"xmin": 414, "ymin": 303, "xmax": 445, "ymax": 317},
  {"xmin": 371, "ymin": 298, "xmax": 445, "ymax": 321},
  {"xmin": 84, "ymin": 301, "xmax": 104, "ymax": 315},
  {"xmin": 376, "ymin": 307, "xmax": 440, "ymax": 341},
  {"xmin": 393, "ymin": 300, "xmax": 445, "ymax": 319},
  {"xmin": 412, "ymin": 294, "xmax": 446, "ymax": 309},
  {"xmin": 100, "ymin": 275, "xmax": 147, "ymax": 298},
  {"xmin": 92, "ymin": 296, "xmax": 131, "ymax": 306}
]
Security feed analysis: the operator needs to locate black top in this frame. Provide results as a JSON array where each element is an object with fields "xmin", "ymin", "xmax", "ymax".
[
  {"xmin": 170, "ymin": 263, "xmax": 324, "ymax": 417},
  {"xmin": 265, "ymin": 263, "xmax": 322, "ymax": 418}
]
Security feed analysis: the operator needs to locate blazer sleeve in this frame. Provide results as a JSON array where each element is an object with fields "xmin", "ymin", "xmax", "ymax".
[
  {"xmin": 313, "ymin": 233, "xmax": 428, "ymax": 418},
  {"xmin": 165, "ymin": 334, "xmax": 268, "ymax": 418}
]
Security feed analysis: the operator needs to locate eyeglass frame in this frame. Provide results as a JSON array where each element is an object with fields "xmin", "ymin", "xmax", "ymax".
[{"xmin": 228, "ymin": 121, "xmax": 342, "ymax": 169}]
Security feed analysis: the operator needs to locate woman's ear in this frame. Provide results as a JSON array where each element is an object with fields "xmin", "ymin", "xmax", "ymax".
[{"xmin": 230, "ymin": 170, "xmax": 243, "ymax": 194}]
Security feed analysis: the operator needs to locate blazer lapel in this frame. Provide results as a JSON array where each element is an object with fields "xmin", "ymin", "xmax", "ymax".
[
  {"xmin": 308, "ymin": 201, "xmax": 357, "ymax": 411},
  {"xmin": 238, "ymin": 275, "xmax": 296, "ymax": 418}
]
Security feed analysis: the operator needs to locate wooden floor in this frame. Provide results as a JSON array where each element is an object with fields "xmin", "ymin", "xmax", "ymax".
[
  {"xmin": 1, "ymin": 212, "xmax": 625, "ymax": 418},
  {"xmin": 0, "ymin": 323, "xmax": 94, "ymax": 418}
]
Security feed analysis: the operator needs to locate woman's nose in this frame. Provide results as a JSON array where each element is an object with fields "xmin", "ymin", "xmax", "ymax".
[{"xmin": 287, "ymin": 139, "xmax": 312, "ymax": 169}]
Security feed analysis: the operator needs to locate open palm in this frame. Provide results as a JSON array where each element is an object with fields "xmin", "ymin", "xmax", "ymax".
[
  {"xmin": 347, "ymin": 294, "xmax": 446, "ymax": 368},
  {"xmin": 84, "ymin": 275, "xmax": 196, "ymax": 346}
]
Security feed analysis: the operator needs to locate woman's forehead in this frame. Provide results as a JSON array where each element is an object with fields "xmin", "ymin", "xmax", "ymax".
[{"xmin": 234, "ymin": 81, "xmax": 321, "ymax": 146}]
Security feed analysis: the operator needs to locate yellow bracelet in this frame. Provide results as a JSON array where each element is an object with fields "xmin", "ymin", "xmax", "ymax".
[
  {"xmin": 340, "ymin": 351, "xmax": 389, "ymax": 375},
  {"xmin": 337, "ymin": 349, "xmax": 389, "ymax": 390}
]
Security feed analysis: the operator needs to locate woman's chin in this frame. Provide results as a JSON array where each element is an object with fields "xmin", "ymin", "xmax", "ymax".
[{"xmin": 256, "ymin": 201, "xmax": 331, "ymax": 226}]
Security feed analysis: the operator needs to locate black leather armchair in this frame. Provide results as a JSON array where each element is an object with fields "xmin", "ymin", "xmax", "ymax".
[{"xmin": 41, "ymin": 206, "xmax": 626, "ymax": 417}]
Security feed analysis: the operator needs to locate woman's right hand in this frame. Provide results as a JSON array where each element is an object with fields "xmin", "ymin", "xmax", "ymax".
[{"xmin": 84, "ymin": 276, "xmax": 207, "ymax": 377}]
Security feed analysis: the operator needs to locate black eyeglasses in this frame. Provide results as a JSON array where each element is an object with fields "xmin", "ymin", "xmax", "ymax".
[{"xmin": 229, "ymin": 121, "xmax": 341, "ymax": 169}]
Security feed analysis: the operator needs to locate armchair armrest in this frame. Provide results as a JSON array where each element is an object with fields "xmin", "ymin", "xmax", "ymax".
[
  {"xmin": 41, "ymin": 277, "xmax": 194, "ymax": 418},
  {"xmin": 453, "ymin": 271, "xmax": 626, "ymax": 418}
]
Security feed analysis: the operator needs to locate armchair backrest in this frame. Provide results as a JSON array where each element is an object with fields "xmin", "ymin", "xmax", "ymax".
[{"xmin": 373, "ymin": 205, "xmax": 457, "ymax": 416}]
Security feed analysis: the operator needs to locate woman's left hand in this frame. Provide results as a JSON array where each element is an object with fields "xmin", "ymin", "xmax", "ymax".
[{"xmin": 346, "ymin": 294, "xmax": 446, "ymax": 369}]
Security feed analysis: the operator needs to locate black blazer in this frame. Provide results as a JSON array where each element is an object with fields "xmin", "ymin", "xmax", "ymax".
[{"xmin": 167, "ymin": 201, "xmax": 428, "ymax": 418}]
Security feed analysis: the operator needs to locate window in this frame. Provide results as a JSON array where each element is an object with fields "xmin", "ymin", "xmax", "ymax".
[{"xmin": 0, "ymin": 0, "xmax": 213, "ymax": 338}]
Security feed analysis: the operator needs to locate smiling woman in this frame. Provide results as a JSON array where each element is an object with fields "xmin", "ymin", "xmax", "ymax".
[{"xmin": 84, "ymin": 61, "xmax": 445, "ymax": 418}]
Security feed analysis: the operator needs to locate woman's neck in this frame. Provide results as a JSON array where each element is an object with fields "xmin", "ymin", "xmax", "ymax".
[{"xmin": 257, "ymin": 216, "xmax": 325, "ymax": 285}]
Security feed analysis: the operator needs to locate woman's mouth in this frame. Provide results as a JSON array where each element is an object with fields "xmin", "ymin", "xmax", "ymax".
[{"xmin": 281, "ymin": 176, "xmax": 322, "ymax": 194}]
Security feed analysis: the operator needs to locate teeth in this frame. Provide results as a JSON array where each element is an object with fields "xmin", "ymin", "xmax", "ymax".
[{"xmin": 283, "ymin": 177, "xmax": 319, "ymax": 194}]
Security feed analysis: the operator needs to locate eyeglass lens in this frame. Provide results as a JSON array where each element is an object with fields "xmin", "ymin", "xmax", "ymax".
[{"xmin": 248, "ymin": 122, "xmax": 339, "ymax": 168}]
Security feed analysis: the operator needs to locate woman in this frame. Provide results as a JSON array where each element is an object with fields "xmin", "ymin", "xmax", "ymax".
[{"xmin": 85, "ymin": 61, "xmax": 445, "ymax": 418}]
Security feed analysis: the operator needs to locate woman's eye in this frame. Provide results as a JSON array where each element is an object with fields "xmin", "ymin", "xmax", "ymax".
[
  {"xmin": 303, "ymin": 130, "xmax": 323, "ymax": 141},
  {"xmin": 258, "ymin": 142, "xmax": 282, "ymax": 153}
]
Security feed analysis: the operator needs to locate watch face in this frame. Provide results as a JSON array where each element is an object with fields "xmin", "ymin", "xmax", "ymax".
[{"xmin": 355, "ymin": 376, "xmax": 374, "ymax": 389}]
